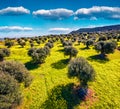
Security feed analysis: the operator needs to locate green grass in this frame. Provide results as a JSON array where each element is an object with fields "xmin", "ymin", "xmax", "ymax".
[{"xmin": 5, "ymin": 41, "xmax": 120, "ymax": 109}]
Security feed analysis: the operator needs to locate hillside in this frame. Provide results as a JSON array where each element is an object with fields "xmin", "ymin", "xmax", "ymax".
[{"xmin": 70, "ymin": 24, "xmax": 120, "ymax": 34}]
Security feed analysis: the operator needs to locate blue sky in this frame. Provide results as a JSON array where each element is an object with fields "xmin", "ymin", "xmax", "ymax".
[{"xmin": 0, "ymin": 0, "xmax": 120, "ymax": 38}]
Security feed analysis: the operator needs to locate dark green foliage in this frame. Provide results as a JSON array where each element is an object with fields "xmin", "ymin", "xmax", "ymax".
[
  {"xmin": 30, "ymin": 43, "xmax": 34, "ymax": 48},
  {"xmin": 85, "ymin": 39, "xmax": 94, "ymax": 48},
  {"xmin": 18, "ymin": 40, "xmax": 26, "ymax": 48},
  {"xmin": 5, "ymin": 40, "xmax": 14, "ymax": 48},
  {"xmin": 62, "ymin": 41, "xmax": 72, "ymax": 47},
  {"xmin": 28, "ymin": 47, "xmax": 48, "ymax": 64},
  {"xmin": 45, "ymin": 42, "xmax": 53, "ymax": 49},
  {"xmin": 78, "ymin": 40, "xmax": 81, "ymax": 45},
  {"xmin": 44, "ymin": 46, "xmax": 50, "ymax": 55},
  {"xmin": 107, "ymin": 35, "xmax": 112, "ymax": 40},
  {"xmin": 68, "ymin": 57, "xmax": 95, "ymax": 86},
  {"xmin": 98, "ymin": 36, "xmax": 107, "ymax": 41},
  {"xmin": 28, "ymin": 48, "xmax": 36, "ymax": 56},
  {"xmin": 117, "ymin": 35, "xmax": 120, "ymax": 41},
  {"xmin": 36, "ymin": 39, "xmax": 41, "ymax": 44},
  {"xmin": 95, "ymin": 41, "xmax": 117, "ymax": 57},
  {"xmin": 0, "ymin": 61, "xmax": 32, "ymax": 87},
  {"xmin": 0, "ymin": 48, "xmax": 10, "ymax": 61},
  {"xmin": 0, "ymin": 71, "xmax": 22, "ymax": 109},
  {"xmin": 64, "ymin": 46, "xmax": 78, "ymax": 60}
]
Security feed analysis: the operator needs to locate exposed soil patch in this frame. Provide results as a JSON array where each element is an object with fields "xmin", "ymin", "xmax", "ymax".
[{"xmin": 73, "ymin": 84, "xmax": 98, "ymax": 109}]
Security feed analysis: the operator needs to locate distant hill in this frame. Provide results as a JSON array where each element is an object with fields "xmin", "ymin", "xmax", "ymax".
[{"xmin": 70, "ymin": 24, "xmax": 120, "ymax": 34}]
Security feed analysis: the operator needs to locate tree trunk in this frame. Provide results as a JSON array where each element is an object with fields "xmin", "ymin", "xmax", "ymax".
[
  {"xmin": 77, "ymin": 83, "xmax": 88, "ymax": 100},
  {"xmin": 100, "ymin": 50, "xmax": 106, "ymax": 58},
  {"xmin": 69, "ymin": 55, "xmax": 72, "ymax": 60}
]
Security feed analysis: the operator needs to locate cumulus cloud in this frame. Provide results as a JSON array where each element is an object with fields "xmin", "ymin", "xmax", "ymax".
[
  {"xmin": 49, "ymin": 28, "xmax": 71, "ymax": 33},
  {"xmin": 0, "ymin": 26, "xmax": 33, "ymax": 32},
  {"xmin": 0, "ymin": 6, "xmax": 30, "ymax": 15},
  {"xmin": 33, "ymin": 8, "xmax": 73, "ymax": 20},
  {"xmin": 75, "ymin": 6, "xmax": 120, "ymax": 20}
]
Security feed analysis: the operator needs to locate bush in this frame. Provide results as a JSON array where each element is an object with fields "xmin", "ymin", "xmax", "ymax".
[
  {"xmin": 4, "ymin": 40, "xmax": 14, "ymax": 48},
  {"xmin": 85, "ymin": 39, "xmax": 94, "ymax": 48},
  {"xmin": 95, "ymin": 41, "xmax": 117, "ymax": 58},
  {"xmin": 68, "ymin": 57, "xmax": 96, "ymax": 99},
  {"xmin": 18, "ymin": 40, "xmax": 26, "ymax": 48},
  {"xmin": 45, "ymin": 42, "xmax": 53, "ymax": 49},
  {"xmin": 62, "ymin": 41, "xmax": 72, "ymax": 47},
  {"xmin": 28, "ymin": 48, "xmax": 36, "ymax": 56},
  {"xmin": 0, "ymin": 71, "xmax": 22, "ymax": 109},
  {"xmin": 30, "ymin": 43, "xmax": 34, "ymax": 48},
  {"xmin": 0, "ymin": 61, "xmax": 32, "ymax": 87},
  {"xmin": 0, "ymin": 48, "xmax": 10, "ymax": 61},
  {"xmin": 28, "ymin": 48, "xmax": 47, "ymax": 64},
  {"xmin": 98, "ymin": 36, "xmax": 107, "ymax": 41},
  {"xmin": 44, "ymin": 46, "xmax": 50, "ymax": 56},
  {"xmin": 68, "ymin": 57, "xmax": 95, "ymax": 86},
  {"xmin": 64, "ymin": 46, "xmax": 78, "ymax": 60},
  {"xmin": 117, "ymin": 35, "xmax": 120, "ymax": 41}
]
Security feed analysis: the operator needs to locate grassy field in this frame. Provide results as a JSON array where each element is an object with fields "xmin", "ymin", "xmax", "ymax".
[{"xmin": 5, "ymin": 41, "xmax": 120, "ymax": 109}]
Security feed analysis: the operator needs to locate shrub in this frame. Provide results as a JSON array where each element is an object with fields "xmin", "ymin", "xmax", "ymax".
[
  {"xmin": 62, "ymin": 41, "xmax": 72, "ymax": 47},
  {"xmin": 4, "ymin": 40, "xmax": 14, "ymax": 48},
  {"xmin": 44, "ymin": 46, "xmax": 50, "ymax": 56},
  {"xmin": 0, "ymin": 48, "xmax": 10, "ymax": 61},
  {"xmin": 0, "ymin": 61, "xmax": 32, "ymax": 87},
  {"xmin": 30, "ymin": 43, "xmax": 34, "ymax": 48},
  {"xmin": 85, "ymin": 39, "xmax": 94, "ymax": 48},
  {"xmin": 98, "ymin": 36, "xmax": 107, "ymax": 41},
  {"xmin": 117, "ymin": 35, "xmax": 120, "ymax": 41},
  {"xmin": 68, "ymin": 57, "xmax": 95, "ymax": 86},
  {"xmin": 28, "ymin": 48, "xmax": 36, "ymax": 56},
  {"xmin": 28, "ymin": 48, "xmax": 47, "ymax": 64},
  {"xmin": 64, "ymin": 46, "xmax": 78, "ymax": 60},
  {"xmin": 95, "ymin": 41, "xmax": 117, "ymax": 58},
  {"xmin": 18, "ymin": 40, "xmax": 26, "ymax": 48},
  {"xmin": 0, "ymin": 71, "xmax": 22, "ymax": 109},
  {"xmin": 36, "ymin": 39, "xmax": 41, "ymax": 44},
  {"xmin": 68, "ymin": 57, "xmax": 96, "ymax": 99},
  {"xmin": 45, "ymin": 42, "xmax": 53, "ymax": 49}
]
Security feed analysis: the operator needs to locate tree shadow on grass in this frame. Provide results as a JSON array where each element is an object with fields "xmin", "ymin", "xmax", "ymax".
[
  {"xmin": 56, "ymin": 49, "xmax": 64, "ymax": 53},
  {"xmin": 51, "ymin": 59, "xmax": 69, "ymax": 70},
  {"xmin": 41, "ymin": 83, "xmax": 81, "ymax": 109},
  {"xmin": 87, "ymin": 54, "xmax": 109, "ymax": 63},
  {"xmin": 25, "ymin": 61, "xmax": 39, "ymax": 70},
  {"xmin": 74, "ymin": 44, "xmax": 80, "ymax": 46},
  {"xmin": 80, "ymin": 47, "xmax": 90, "ymax": 50}
]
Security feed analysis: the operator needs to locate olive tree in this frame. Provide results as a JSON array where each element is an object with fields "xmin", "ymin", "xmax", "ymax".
[
  {"xmin": 18, "ymin": 40, "xmax": 26, "ymax": 48},
  {"xmin": 68, "ymin": 57, "xmax": 95, "ymax": 99},
  {"xmin": 0, "ymin": 61, "xmax": 32, "ymax": 87},
  {"xmin": 0, "ymin": 48, "xmax": 10, "ymax": 61},
  {"xmin": 95, "ymin": 41, "xmax": 117, "ymax": 58},
  {"xmin": 85, "ymin": 39, "xmax": 94, "ymax": 48},
  {"xmin": 28, "ymin": 48, "xmax": 47, "ymax": 64},
  {"xmin": 4, "ymin": 40, "xmax": 14, "ymax": 48},
  {"xmin": 0, "ymin": 71, "xmax": 22, "ymax": 109},
  {"xmin": 64, "ymin": 46, "xmax": 78, "ymax": 60}
]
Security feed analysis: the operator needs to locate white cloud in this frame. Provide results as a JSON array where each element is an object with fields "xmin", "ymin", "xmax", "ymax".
[
  {"xmin": 75, "ymin": 6, "xmax": 120, "ymax": 20},
  {"xmin": 0, "ymin": 6, "xmax": 30, "ymax": 15},
  {"xmin": 0, "ymin": 26, "xmax": 33, "ymax": 32},
  {"xmin": 90, "ymin": 17, "xmax": 97, "ymax": 20},
  {"xmin": 33, "ymin": 8, "xmax": 73, "ymax": 20},
  {"xmin": 49, "ymin": 28, "xmax": 71, "ymax": 33}
]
